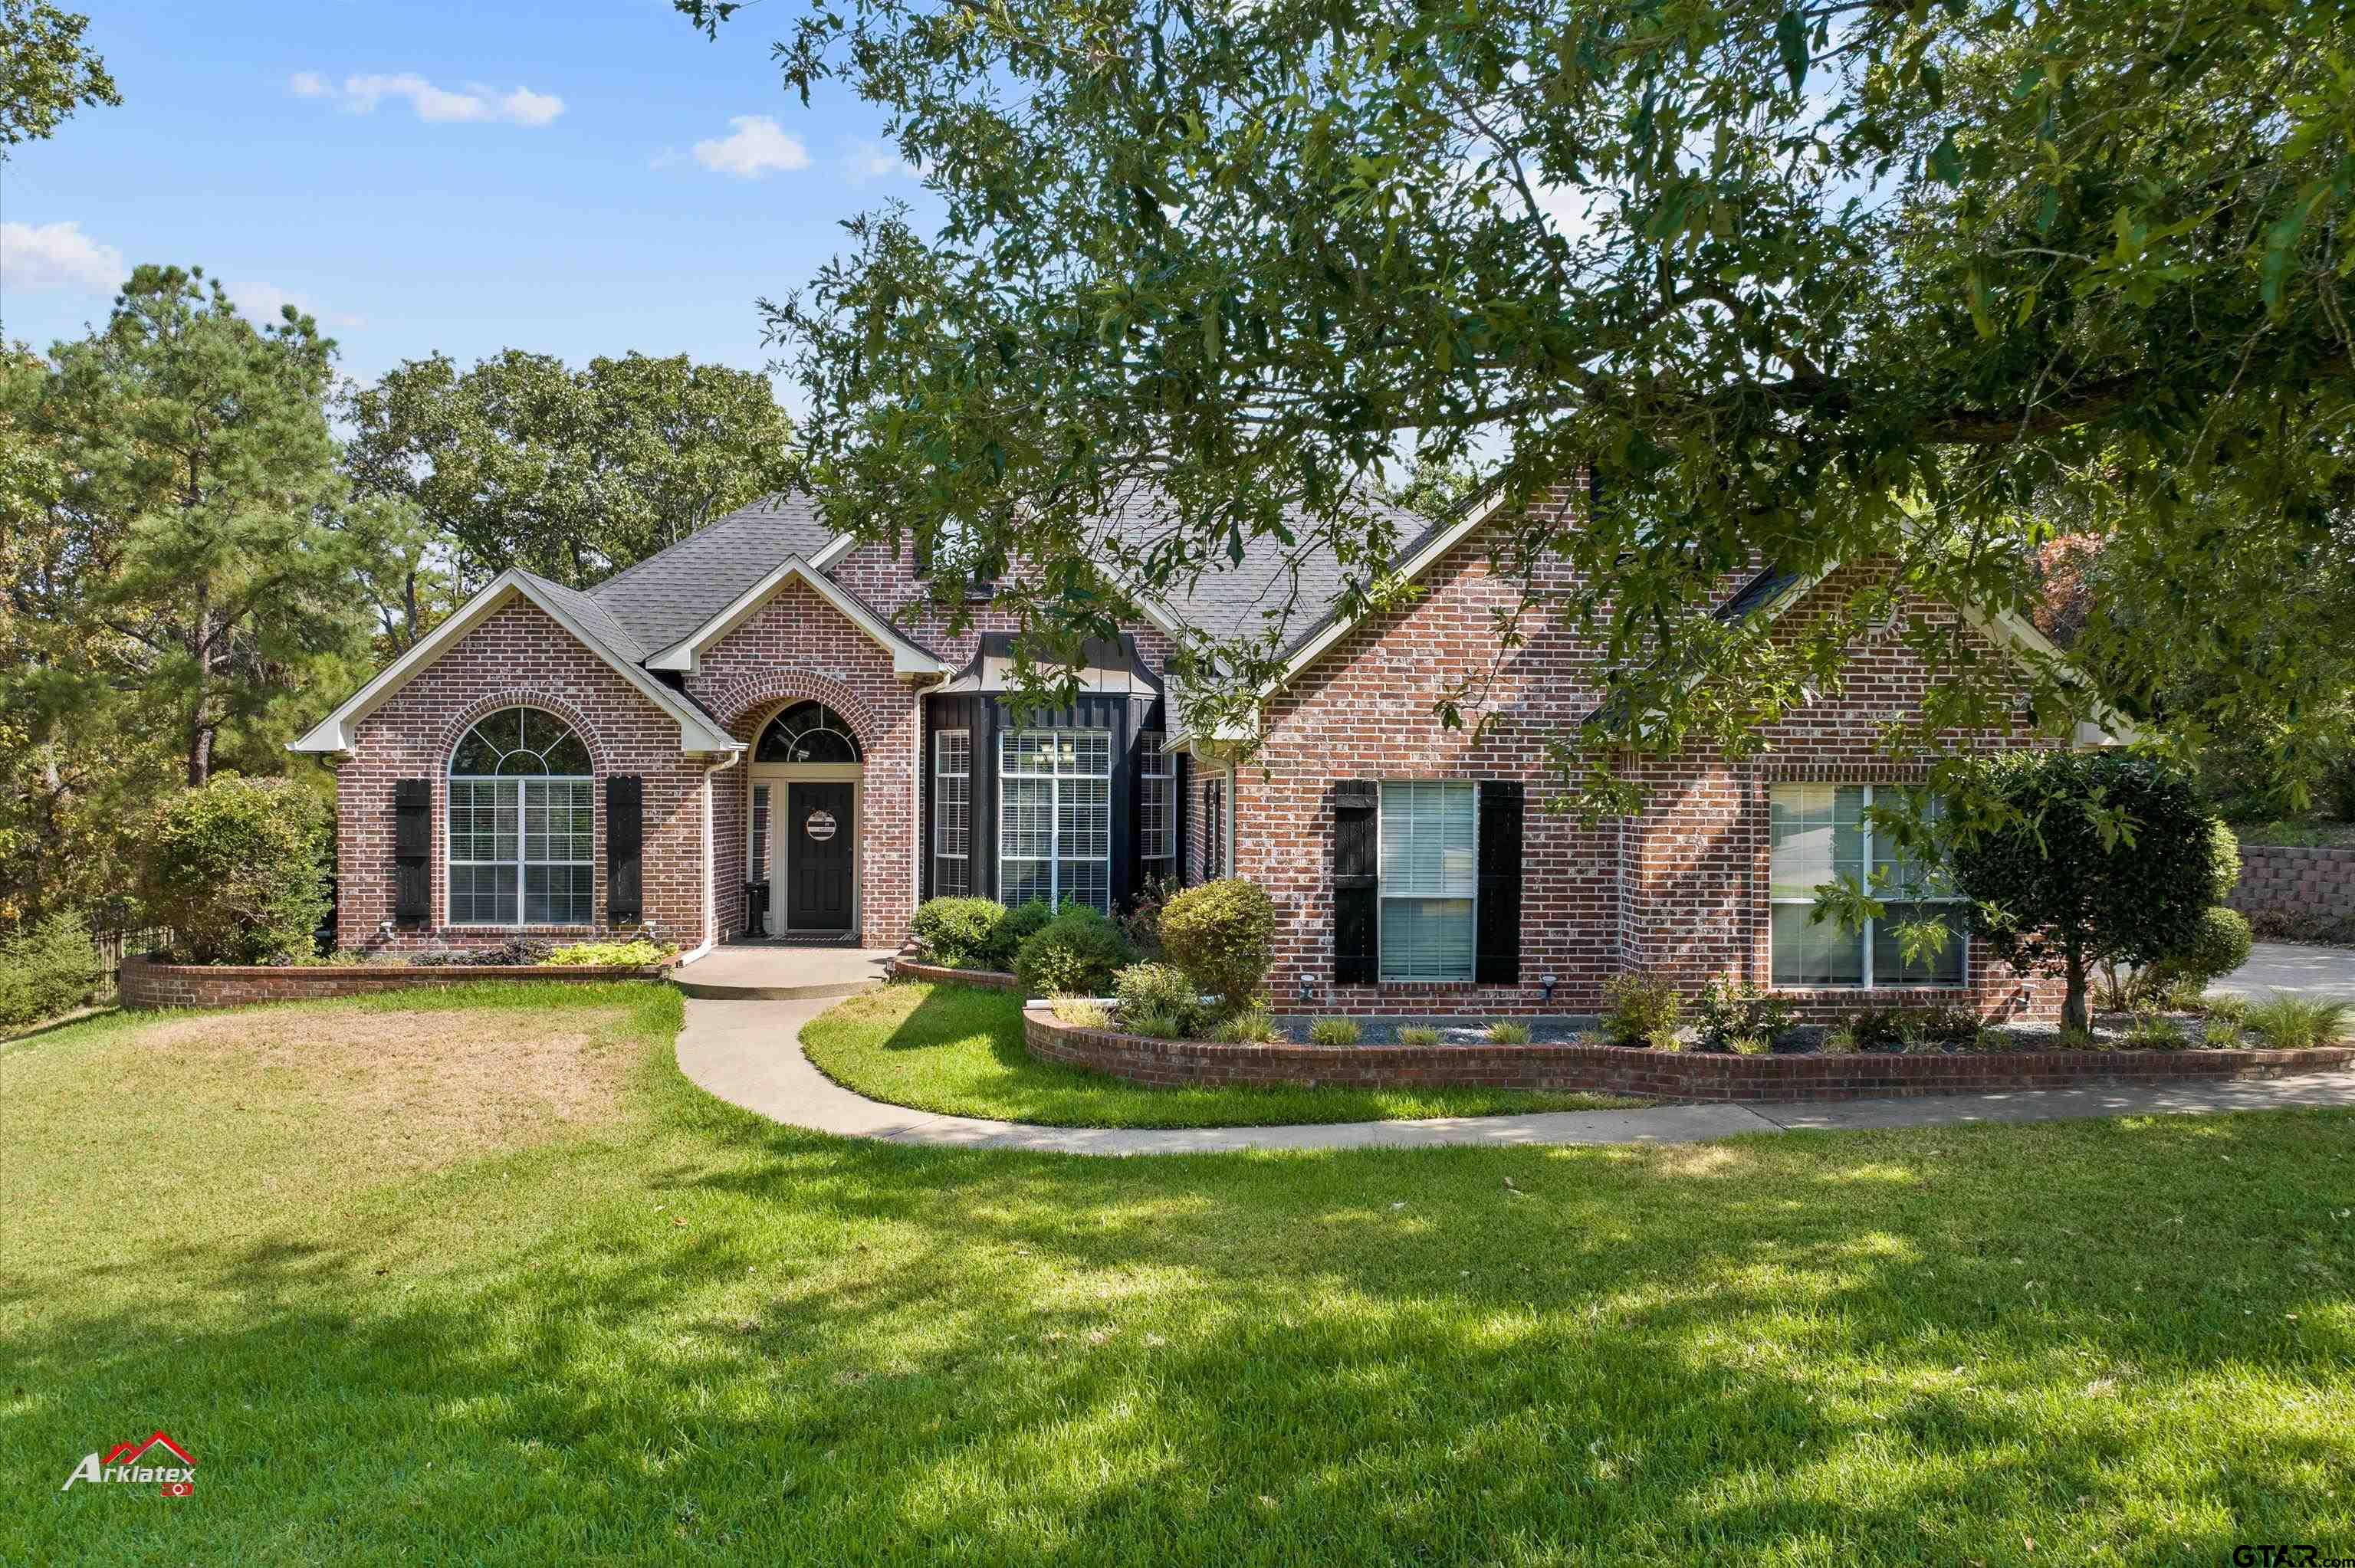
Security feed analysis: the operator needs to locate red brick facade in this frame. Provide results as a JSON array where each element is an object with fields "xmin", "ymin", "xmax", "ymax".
[{"xmin": 321, "ymin": 508, "xmax": 2065, "ymax": 1019}]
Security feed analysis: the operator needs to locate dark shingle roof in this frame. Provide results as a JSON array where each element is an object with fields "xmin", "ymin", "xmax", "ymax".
[
  {"xmin": 519, "ymin": 570, "xmax": 652, "ymax": 664},
  {"xmin": 586, "ymin": 494, "xmax": 839, "ymax": 654}
]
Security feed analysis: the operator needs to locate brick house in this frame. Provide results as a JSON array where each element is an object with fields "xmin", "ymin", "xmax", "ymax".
[{"xmin": 293, "ymin": 487, "xmax": 2084, "ymax": 1019}]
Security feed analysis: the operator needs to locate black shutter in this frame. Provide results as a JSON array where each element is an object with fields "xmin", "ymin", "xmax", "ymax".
[
  {"xmin": 1476, "ymin": 780, "xmax": 1524, "ymax": 984},
  {"xmin": 392, "ymin": 779, "xmax": 431, "ymax": 927},
  {"xmin": 1332, "ymin": 781, "xmax": 1379, "ymax": 984},
  {"xmin": 607, "ymin": 775, "xmax": 644, "ymax": 926}
]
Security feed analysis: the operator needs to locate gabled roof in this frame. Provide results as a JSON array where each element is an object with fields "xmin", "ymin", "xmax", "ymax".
[
  {"xmin": 289, "ymin": 569, "xmax": 743, "ymax": 756},
  {"xmin": 586, "ymin": 495, "xmax": 842, "ymax": 654},
  {"xmin": 641, "ymin": 555, "xmax": 948, "ymax": 677}
]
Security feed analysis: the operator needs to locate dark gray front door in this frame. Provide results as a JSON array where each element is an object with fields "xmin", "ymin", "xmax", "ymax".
[{"xmin": 787, "ymin": 782, "xmax": 854, "ymax": 930}]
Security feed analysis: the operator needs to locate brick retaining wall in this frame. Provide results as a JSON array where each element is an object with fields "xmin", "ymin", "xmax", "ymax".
[
  {"xmin": 1023, "ymin": 1007, "xmax": 2353, "ymax": 1103},
  {"xmin": 121, "ymin": 953, "xmax": 672, "ymax": 1010},
  {"xmin": 2228, "ymin": 844, "xmax": 2355, "ymax": 936},
  {"xmin": 888, "ymin": 957, "xmax": 1023, "ymax": 991}
]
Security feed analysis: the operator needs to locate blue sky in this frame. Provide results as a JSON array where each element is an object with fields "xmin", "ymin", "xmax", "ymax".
[{"xmin": 0, "ymin": 0, "xmax": 933, "ymax": 399}]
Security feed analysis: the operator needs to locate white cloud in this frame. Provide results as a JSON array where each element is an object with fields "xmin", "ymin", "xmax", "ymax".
[
  {"xmin": 694, "ymin": 116, "xmax": 810, "ymax": 179},
  {"xmin": 289, "ymin": 71, "xmax": 566, "ymax": 127},
  {"xmin": 0, "ymin": 220, "xmax": 124, "ymax": 293},
  {"xmin": 845, "ymin": 138, "xmax": 921, "ymax": 182},
  {"xmin": 228, "ymin": 280, "xmax": 365, "ymax": 329}
]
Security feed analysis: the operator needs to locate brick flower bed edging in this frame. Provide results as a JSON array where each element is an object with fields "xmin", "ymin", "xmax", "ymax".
[
  {"xmin": 120, "ymin": 953, "xmax": 675, "ymax": 1011},
  {"xmin": 888, "ymin": 957, "xmax": 1023, "ymax": 992},
  {"xmin": 1023, "ymin": 1006, "xmax": 2355, "ymax": 1103}
]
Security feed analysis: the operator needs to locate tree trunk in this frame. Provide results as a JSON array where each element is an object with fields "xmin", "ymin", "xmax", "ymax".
[
  {"xmin": 185, "ymin": 589, "xmax": 215, "ymax": 788},
  {"xmin": 2061, "ymin": 943, "xmax": 2091, "ymax": 1035}
]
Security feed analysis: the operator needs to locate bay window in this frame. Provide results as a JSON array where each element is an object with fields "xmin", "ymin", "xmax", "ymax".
[
  {"xmin": 1769, "ymin": 783, "xmax": 1964, "ymax": 988},
  {"xmin": 999, "ymin": 730, "xmax": 1112, "ymax": 912}
]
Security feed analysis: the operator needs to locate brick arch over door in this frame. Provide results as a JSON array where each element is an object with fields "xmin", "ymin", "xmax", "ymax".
[
  {"xmin": 711, "ymin": 670, "xmax": 888, "ymax": 752},
  {"xmin": 433, "ymin": 690, "xmax": 616, "ymax": 776}
]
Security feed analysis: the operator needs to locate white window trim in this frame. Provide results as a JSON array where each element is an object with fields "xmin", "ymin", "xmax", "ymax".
[
  {"xmin": 448, "ymin": 774, "xmax": 597, "ymax": 928},
  {"xmin": 1376, "ymin": 779, "xmax": 1480, "ymax": 986},
  {"xmin": 997, "ymin": 729, "xmax": 1113, "ymax": 911},
  {"xmin": 933, "ymin": 729, "xmax": 972, "ymax": 897},
  {"xmin": 1767, "ymin": 782, "xmax": 1970, "ymax": 990}
]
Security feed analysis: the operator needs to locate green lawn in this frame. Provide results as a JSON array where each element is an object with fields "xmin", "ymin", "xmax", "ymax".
[
  {"xmin": 800, "ymin": 979, "xmax": 1646, "ymax": 1127},
  {"xmin": 6, "ymin": 982, "xmax": 2353, "ymax": 1565}
]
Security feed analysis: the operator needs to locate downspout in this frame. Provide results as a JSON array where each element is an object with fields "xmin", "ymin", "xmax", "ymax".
[{"xmin": 677, "ymin": 749, "xmax": 742, "ymax": 968}]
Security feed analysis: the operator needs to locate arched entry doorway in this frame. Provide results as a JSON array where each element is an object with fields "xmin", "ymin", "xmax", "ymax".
[{"xmin": 747, "ymin": 701, "xmax": 862, "ymax": 937}]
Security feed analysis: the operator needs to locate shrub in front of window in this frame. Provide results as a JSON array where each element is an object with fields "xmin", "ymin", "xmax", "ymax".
[
  {"xmin": 1693, "ymin": 979, "xmax": 1798, "ymax": 1052},
  {"xmin": 1947, "ymin": 753, "xmax": 2221, "ymax": 1034},
  {"xmin": 408, "ymin": 937, "xmax": 556, "ymax": 967},
  {"xmin": 990, "ymin": 900, "xmax": 1056, "ymax": 972},
  {"xmin": 1112, "ymin": 961, "xmax": 1209, "ymax": 1038},
  {"xmin": 1599, "ymin": 973, "xmax": 1682, "ymax": 1048},
  {"xmin": 0, "ymin": 912, "xmax": 107, "ymax": 1027},
  {"xmin": 1157, "ymin": 877, "xmax": 1276, "ymax": 1015},
  {"xmin": 140, "ymin": 776, "xmax": 331, "ymax": 964},
  {"xmin": 910, "ymin": 897, "xmax": 1008, "ymax": 971},
  {"xmin": 544, "ymin": 939, "xmax": 672, "ymax": 966},
  {"xmin": 1012, "ymin": 905, "xmax": 1135, "ymax": 997},
  {"xmin": 1117, "ymin": 873, "xmax": 1183, "ymax": 960}
]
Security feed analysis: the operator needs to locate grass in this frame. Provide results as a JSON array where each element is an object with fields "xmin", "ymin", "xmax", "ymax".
[
  {"xmin": 6, "ymin": 984, "xmax": 2355, "ymax": 1564},
  {"xmin": 2229, "ymin": 816, "xmax": 2355, "ymax": 848},
  {"xmin": 800, "ymin": 980, "xmax": 1642, "ymax": 1127}
]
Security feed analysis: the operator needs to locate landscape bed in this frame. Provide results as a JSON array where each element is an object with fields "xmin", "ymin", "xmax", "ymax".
[{"xmin": 1025, "ymin": 1005, "xmax": 2355, "ymax": 1101}]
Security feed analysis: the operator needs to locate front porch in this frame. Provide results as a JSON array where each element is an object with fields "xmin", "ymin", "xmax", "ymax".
[{"xmin": 672, "ymin": 941, "xmax": 896, "ymax": 1001}]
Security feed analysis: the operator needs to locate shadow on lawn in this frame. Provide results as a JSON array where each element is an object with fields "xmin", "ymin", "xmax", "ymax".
[{"xmin": 8, "ymin": 1085, "xmax": 2352, "ymax": 1564}]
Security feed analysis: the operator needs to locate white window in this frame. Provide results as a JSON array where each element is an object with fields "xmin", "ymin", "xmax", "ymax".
[
  {"xmin": 1769, "ymin": 784, "xmax": 1965, "ymax": 988},
  {"xmin": 998, "ymin": 730, "xmax": 1112, "ymax": 912},
  {"xmin": 933, "ymin": 730, "xmax": 971, "ymax": 897},
  {"xmin": 448, "ymin": 707, "xmax": 595, "ymax": 927},
  {"xmin": 1201, "ymin": 773, "xmax": 1228, "ymax": 880},
  {"xmin": 1380, "ymin": 781, "xmax": 1477, "ymax": 982},
  {"xmin": 1138, "ymin": 733, "xmax": 1175, "ymax": 881}
]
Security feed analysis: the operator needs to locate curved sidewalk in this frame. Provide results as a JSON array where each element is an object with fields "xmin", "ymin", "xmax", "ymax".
[{"xmin": 675, "ymin": 994, "xmax": 2355, "ymax": 1156}]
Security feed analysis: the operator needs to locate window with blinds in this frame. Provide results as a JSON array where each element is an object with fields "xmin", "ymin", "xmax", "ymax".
[
  {"xmin": 933, "ymin": 730, "xmax": 971, "ymax": 897},
  {"xmin": 448, "ymin": 707, "xmax": 595, "ymax": 927},
  {"xmin": 1769, "ymin": 783, "xmax": 1964, "ymax": 987},
  {"xmin": 1138, "ymin": 732, "xmax": 1174, "ymax": 880},
  {"xmin": 999, "ymin": 730, "xmax": 1112, "ymax": 912},
  {"xmin": 1379, "ymin": 781, "xmax": 1477, "ymax": 981}
]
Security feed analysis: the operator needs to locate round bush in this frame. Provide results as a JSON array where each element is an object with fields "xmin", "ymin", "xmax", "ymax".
[
  {"xmin": 910, "ymin": 897, "xmax": 1007, "ymax": 971},
  {"xmin": 990, "ymin": 900, "xmax": 1056, "ymax": 971},
  {"xmin": 140, "ymin": 776, "xmax": 331, "ymax": 964},
  {"xmin": 1157, "ymin": 877, "xmax": 1276, "ymax": 1015},
  {"xmin": 1013, "ymin": 905, "xmax": 1135, "ymax": 996},
  {"xmin": 2164, "ymin": 905, "xmax": 2254, "ymax": 985},
  {"xmin": 1112, "ymin": 961, "xmax": 1207, "ymax": 1038}
]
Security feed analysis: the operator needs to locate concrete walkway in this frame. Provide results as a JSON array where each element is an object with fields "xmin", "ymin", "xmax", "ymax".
[
  {"xmin": 673, "ymin": 994, "xmax": 2355, "ymax": 1157},
  {"xmin": 2212, "ymin": 940, "xmax": 2355, "ymax": 1002},
  {"xmin": 671, "ymin": 944, "xmax": 898, "ymax": 1001}
]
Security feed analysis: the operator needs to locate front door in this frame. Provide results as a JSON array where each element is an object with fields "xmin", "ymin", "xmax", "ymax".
[{"xmin": 786, "ymin": 782, "xmax": 855, "ymax": 930}]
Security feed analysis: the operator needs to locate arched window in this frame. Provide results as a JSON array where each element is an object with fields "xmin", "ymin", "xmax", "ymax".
[
  {"xmin": 756, "ymin": 701, "xmax": 862, "ymax": 764},
  {"xmin": 448, "ymin": 707, "xmax": 595, "ymax": 927}
]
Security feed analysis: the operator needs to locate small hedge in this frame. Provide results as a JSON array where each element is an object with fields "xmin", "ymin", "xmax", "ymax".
[
  {"xmin": 140, "ymin": 776, "xmax": 331, "ymax": 964},
  {"xmin": 910, "ymin": 897, "xmax": 1010, "ymax": 971},
  {"xmin": 1013, "ymin": 905, "xmax": 1135, "ymax": 997},
  {"xmin": 1158, "ymin": 878, "xmax": 1276, "ymax": 1016},
  {"xmin": 0, "ymin": 912, "xmax": 106, "ymax": 1028}
]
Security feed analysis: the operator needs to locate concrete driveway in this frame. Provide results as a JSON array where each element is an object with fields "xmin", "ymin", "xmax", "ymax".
[{"xmin": 2212, "ymin": 941, "xmax": 2355, "ymax": 1002}]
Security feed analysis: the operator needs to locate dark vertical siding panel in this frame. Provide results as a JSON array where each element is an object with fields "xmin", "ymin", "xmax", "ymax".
[
  {"xmin": 393, "ymin": 779, "xmax": 431, "ymax": 927},
  {"xmin": 1476, "ymin": 780, "xmax": 1523, "ymax": 984},
  {"xmin": 1332, "ymin": 781, "xmax": 1379, "ymax": 983}
]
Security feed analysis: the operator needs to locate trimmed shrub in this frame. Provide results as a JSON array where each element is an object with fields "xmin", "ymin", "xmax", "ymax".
[
  {"xmin": 1600, "ymin": 973, "xmax": 1681, "ymax": 1048},
  {"xmin": 0, "ymin": 913, "xmax": 107, "ymax": 1028},
  {"xmin": 2159, "ymin": 906, "xmax": 2254, "ymax": 987},
  {"xmin": 2201, "ymin": 820, "xmax": 2243, "ymax": 904},
  {"xmin": 545, "ymin": 940, "xmax": 670, "ymax": 966},
  {"xmin": 1012, "ymin": 905, "xmax": 1135, "ymax": 997},
  {"xmin": 1485, "ymin": 1020, "xmax": 1532, "ymax": 1045},
  {"xmin": 140, "ymin": 776, "xmax": 331, "ymax": 964},
  {"xmin": 993, "ymin": 900, "xmax": 1056, "ymax": 970},
  {"xmin": 1158, "ymin": 878, "xmax": 1276, "ymax": 1015},
  {"xmin": 910, "ymin": 897, "xmax": 1009, "ymax": 971},
  {"xmin": 1112, "ymin": 962, "xmax": 1209, "ymax": 1039},
  {"xmin": 1397, "ymin": 1025, "xmax": 1442, "ymax": 1048},
  {"xmin": 1694, "ymin": 978, "xmax": 1797, "ymax": 1051},
  {"xmin": 1307, "ymin": 1016, "xmax": 1361, "ymax": 1046}
]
